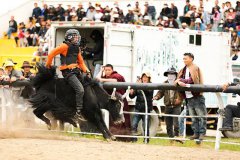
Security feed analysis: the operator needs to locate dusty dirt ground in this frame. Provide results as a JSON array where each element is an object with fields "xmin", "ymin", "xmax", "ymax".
[{"xmin": 0, "ymin": 129, "xmax": 240, "ymax": 160}]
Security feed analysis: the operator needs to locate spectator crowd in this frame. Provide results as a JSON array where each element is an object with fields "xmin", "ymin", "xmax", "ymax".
[{"xmin": 4, "ymin": 0, "xmax": 240, "ymax": 56}]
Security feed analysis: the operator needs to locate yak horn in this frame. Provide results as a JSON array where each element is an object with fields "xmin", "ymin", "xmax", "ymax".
[
  {"xmin": 121, "ymin": 86, "xmax": 131, "ymax": 100},
  {"xmin": 111, "ymin": 88, "xmax": 117, "ymax": 100}
]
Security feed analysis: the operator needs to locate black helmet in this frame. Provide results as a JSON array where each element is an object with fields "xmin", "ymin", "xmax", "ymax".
[{"xmin": 64, "ymin": 29, "xmax": 81, "ymax": 45}]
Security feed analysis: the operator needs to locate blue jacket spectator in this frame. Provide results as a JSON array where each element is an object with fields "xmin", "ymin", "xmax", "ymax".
[{"xmin": 32, "ymin": 3, "xmax": 42, "ymax": 19}]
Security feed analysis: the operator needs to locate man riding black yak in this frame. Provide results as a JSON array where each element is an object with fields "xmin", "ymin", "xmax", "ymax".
[
  {"xmin": 32, "ymin": 29, "xmax": 126, "ymax": 140},
  {"xmin": 45, "ymin": 29, "xmax": 89, "ymax": 121}
]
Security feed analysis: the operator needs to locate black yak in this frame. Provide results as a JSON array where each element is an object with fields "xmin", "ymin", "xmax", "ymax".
[{"xmin": 29, "ymin": 64, "xmax": 125, "ymax": 140}]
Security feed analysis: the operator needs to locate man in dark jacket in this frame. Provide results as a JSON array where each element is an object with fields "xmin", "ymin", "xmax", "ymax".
[
  {"xmin": 153, "ymin": 67, "xmax": 182, "ymax": 138},
  {"xmin": 129, "ymin": 72, "xmax": 153, "ymax": 143},
  {"xmin": 32, "ymin": 3, "xmax": 42, "ymax": 19},
  {"xmin": 6, "ymin": 16, "xmax": 17, "ymax": 39},
  {"xmin": 183, "ymin": 0, "xmax": 191, "ymax": 15},
  {"xmin": 20, "ymin": 61, "xmax": 35, "ymax": 99},
  {"xmin": 171, "ymin": 3, "xmax": 178, "ymax": 19},
  {"xmin": 86, "ymin": 30, "xmax": 104, "ymax": 60},
  {"xmin": 160, "ymin": 3, "xmax": 172, "ymax": 18},
  {"xmin": 125, "ymin": 7, "xmax": 135, "ymax": 24},
  {"xmin": 56, "ymin": 4, "xmax": 65, "ymax": 18},
  {"xmin": 167, "ymin": 14, "xmax": 179, "ymax": 29}
]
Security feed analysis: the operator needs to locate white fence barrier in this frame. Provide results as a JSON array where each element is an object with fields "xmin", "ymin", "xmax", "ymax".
[{"xmin": 1, "ymin": 86, "xmax": 240, "ymax": 151}]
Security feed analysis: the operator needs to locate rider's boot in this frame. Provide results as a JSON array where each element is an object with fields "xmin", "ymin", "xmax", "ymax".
[{"xmin": 75, "ymin": 106, "xmax": 86, "ymax": 121}]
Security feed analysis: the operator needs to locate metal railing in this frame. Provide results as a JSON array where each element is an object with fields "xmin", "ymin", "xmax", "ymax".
[
  {"xmin": 1, "ymin": 83, "xmax": 240, "ymax": 151},
  {"xmin": 102, "ymin": 83, "xmax": 240, "ymax": 150}
]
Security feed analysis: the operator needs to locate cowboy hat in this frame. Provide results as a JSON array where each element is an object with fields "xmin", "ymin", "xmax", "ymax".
[
  {"xmin": 3, "ymin": 60, "xmax": 15, "ymax": 67},
  {"xmin": 141, "ymin": 72, "xmax": 152, "ymax": 82},
  {"xmin": 95, "ymin": 7, "xmax": 101, "ymax": 11},
  {"xmin": 141, "ymin": 72, "xmax": 151, "ymax": 78},
  {"xmin": 5, "ymin": 59, "xmax": 17, "ymax": 65},
  {"xmin": 21, "ymin": 61, "xmax": 33, "ymax": 69},
  {"xmin": 164, "ymin": 67, "xmax": 178, "ymax": 77}
]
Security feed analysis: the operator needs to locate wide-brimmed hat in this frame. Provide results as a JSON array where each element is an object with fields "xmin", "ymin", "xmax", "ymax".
[
  {"xmin": 21, "ymin": 61, "xmax": 33, "ymax": 69},
  {"xmin": 95, "ymin": 7, "xmax": 101, "ymax": 11},
  {"xmin": 141, "ymin": 72, "xmax": 151, "ymax": 78},
  {"xmin": 164, "ymin": 67, "xmax": 178, "ymax": 77},
  {"xmin": 3, "ymin": 60, "xmax": 15, "ymax": 67}
]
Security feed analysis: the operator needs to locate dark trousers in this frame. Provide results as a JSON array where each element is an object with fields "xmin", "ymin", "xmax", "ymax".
[
  {"xmin": 62, "ymin": 69, "xmax": 84, "ymax": 110},
  {"xmin": 132, "ymin": 109, "xmax": 150, "ymax": 142},
  {"xmin": 165, "ymin": 106, "xmax": 181, "ymax": 137},
  {"xmin": 223, "ymin": 105, "xmax": 240, "ymax": 127}
]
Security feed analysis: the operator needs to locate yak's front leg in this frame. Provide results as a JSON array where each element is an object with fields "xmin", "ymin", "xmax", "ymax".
[
  {"xmin": 33, "ymin": 106, "xmax": 51, "ymax": 130},
  {"xmin": 99, "ymin": 117, "xmax": 116, "ymax": 141},
  {"xmin": 92, "ymin": 114, "xmax": 111, "ymax": 140}
]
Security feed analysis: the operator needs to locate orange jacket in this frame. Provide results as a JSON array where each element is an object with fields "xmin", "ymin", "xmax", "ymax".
[{"xmin": 46, "ymin": 43, "xmax": 88, "ymax": 72}]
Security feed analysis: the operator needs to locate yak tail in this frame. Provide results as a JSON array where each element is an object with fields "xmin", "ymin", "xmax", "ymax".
[{"xmin": 32, "ymin": 63, "xmax": 56, "ymax": 88}]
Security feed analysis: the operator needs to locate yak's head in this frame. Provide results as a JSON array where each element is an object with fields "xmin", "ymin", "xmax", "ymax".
[{"xmin": 107, "ymin": 88, "xmax": 127, "ymax": 125}]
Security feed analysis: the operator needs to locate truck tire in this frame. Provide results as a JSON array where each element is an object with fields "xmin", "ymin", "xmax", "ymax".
[
  {"xmin": 222, "ymin": 130, "xmax": 240, "ymax": 138},
  {"xmin": 139, "ymin": 110, "xmax": 159, "ymax": 137}
]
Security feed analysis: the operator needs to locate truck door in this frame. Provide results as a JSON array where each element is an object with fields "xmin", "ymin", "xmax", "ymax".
[{"xmin": 103, "ymin": 23, "xmax": 134, "ymax": 82}]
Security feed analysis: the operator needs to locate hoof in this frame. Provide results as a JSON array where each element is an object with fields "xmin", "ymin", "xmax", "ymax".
[
  {"xmin": 195, "ymin": 140, "xmax": 202, "ymax": 145},
  {"xmin": 106, "ymin": 138, "xmax": 111, "ymax": 142},
  {"xmin": 47, "ymin": 124, "xmax": 51, "ymax": 130},
  {"xmin": 111, "ymin": 135, "xmax": 116, "ymax": 141}
]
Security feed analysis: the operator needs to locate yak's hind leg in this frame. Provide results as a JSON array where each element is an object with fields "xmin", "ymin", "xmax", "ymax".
[{"xmin": 33, "ymin": 105, "xmax": 52, "ymax": 130}]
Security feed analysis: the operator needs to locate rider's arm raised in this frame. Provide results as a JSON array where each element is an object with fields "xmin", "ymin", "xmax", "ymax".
[{"xmin": 46, "ymin": 44, "xmax": 68, "ymax": 68}]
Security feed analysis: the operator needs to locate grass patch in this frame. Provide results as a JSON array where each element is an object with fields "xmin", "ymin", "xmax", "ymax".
[
  {"xmin": 136, "ymin": 134, "xmax": 240, "ymax": 152},
  {"xmin": 63, "ymin": 131, "xmax": 240, "ymax": 152}
]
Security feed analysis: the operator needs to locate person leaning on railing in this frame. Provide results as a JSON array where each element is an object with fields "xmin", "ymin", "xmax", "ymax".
[
  {"xmin": 3, "ymin": 60, "xmax": 22, "ymax": 84},
  {"xmin": 20, "ymin": 61, "xmax": 35, "ymax": 99},
  {"xmin": 219, "ymin": 83, "xmax": 240, "ymax": 131},
  {"xmin": 175, "ymin": 53, "xmax": 207, "ymax": 141},
  {"xmin": 0, "ymin": 67, "xmax": 9, "ymax": 86}
]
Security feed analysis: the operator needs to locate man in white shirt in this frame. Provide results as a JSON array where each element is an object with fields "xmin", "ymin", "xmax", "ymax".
[{"xmin": 175, "ymin": 53, "xmax": 207, "ymax": 140}]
